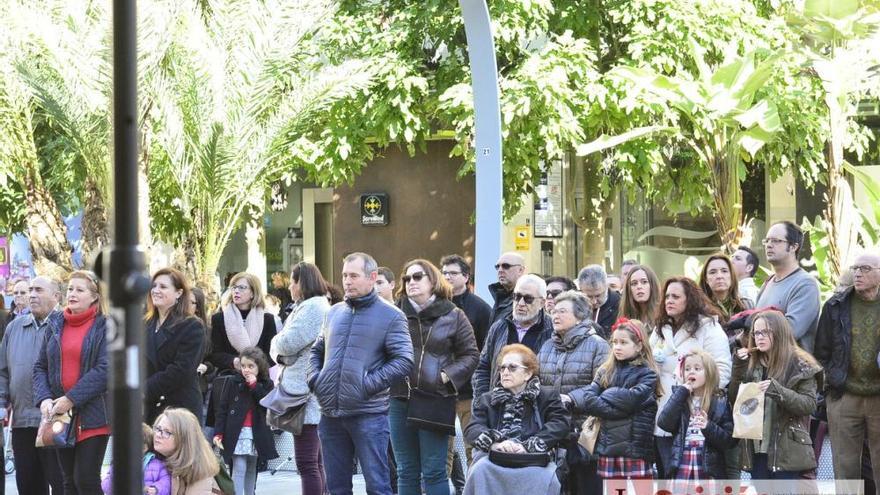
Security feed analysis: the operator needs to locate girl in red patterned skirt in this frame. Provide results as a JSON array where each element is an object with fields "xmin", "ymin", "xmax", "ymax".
[
  {"xmin": 582, "ymin": 319, "xmax": 662, "ymax": 484},
  {"xmin": 656, "ymin": 350, "xmax": 735, "ymax": 483}
]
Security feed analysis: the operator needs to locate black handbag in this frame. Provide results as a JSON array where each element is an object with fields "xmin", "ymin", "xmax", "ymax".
[
  {"xmin": 488, "ymin": 450, "xmax": 552, "ymax": 468},
  {"xmin": 405, "ymin": 320, "xmax": 456, "ymax": 435},
  {"xmin": 406, "ymin": 388, "xmax": 456, "ymax": 435}
]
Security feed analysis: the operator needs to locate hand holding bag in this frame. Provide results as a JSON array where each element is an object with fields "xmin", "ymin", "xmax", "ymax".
[
  {"xmin": 577, "ymin": 415, "xmax": 601, "ymax": 454},
  {"xmin": 36, "ymin": 409, "xmax": 76, "ymax": 448}
]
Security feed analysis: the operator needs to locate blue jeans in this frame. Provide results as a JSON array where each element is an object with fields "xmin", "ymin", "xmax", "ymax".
[
  {"xmin": 319, "ymin": 413, "xmax": 392, "ymax": 495},
  {"xmin": 388, "ymin": 399, "xmax": 450, "ymax": 495}
]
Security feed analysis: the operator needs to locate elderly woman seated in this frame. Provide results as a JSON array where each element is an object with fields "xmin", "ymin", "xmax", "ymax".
[{"xmin": 463, "ymin": 344, "xmax": 570, "ymax": 495}]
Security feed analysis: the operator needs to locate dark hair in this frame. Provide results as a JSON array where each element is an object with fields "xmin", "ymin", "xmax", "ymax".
[
  {"xmin": 327, "ymin": 285, "xmax": 344, "ymax": 305},
  {"xmin": 656, "ymin": 277, "xmax": 720, "ymax": 338},
  {"xmin": 698, "ymin": 254, "xmax": 747, "ymax": 320},
  {"xmin": 619, "ymin": 265, "xmax": 661, "ymax": 324},
  {"xmin": 291, "ymin": 262, "xmax": 329, "ymax": 301},
  {"xmin": 774, "ymin": 221, "xmax": 804, "ymax": 257},
  {"xmin": 190, "ymin": 287, "xmax": 209, "ymax": 328},
  {"xmin": 440, "ymin": 254, "xmax": 471, "ymax": 279},
  {"xmin": 145, "ymin": 268, "xmax": 193, "ymax": 323},
  {"xmin": 239, "ymin": 347, "xmax": 270, "ymax": 380},
  {"xmin": 544, "ymin": 276, "xmax": 576, "ymax": 291},
  {"xmin": 621, "ymin": 259, "xmax": 639, "ymax": 268},
  {"xmin": 377, "ymin": 266, "xmax": 395, "ymax": 282},
  {"xmin": 736, "ymin": 245, "xmax": 760, "ymax": 277},
  {"xmin": 395, "ymin": 259, "xmax": 453, "ymax": 301}
]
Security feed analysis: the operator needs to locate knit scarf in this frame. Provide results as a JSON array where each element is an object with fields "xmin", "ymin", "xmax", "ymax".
[
  {"xmin": 222, "ymin": 304, "xmax": 264, "ymax": 353},
  {"xmin": 490, "ymin": 376, "xmax": 541, "ymax": 439},
  {"xmin": 474, "ymin": 377, "xmax": 547, "ymax": 453}
]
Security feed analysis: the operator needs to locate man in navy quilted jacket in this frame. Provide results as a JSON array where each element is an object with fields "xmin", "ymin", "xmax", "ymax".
[{"xmin": 309, "ymin": 252, "xmax": 413, "ymax": 495}]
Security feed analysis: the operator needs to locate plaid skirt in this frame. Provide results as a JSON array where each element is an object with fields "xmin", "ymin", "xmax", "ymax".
[
  {"xmin": 675, "ymin": 440, "xmax": 709, "ymax": 481},
  {"xmin": 597, "ymin": 456, "xmax": 652, "ymax": 479}
]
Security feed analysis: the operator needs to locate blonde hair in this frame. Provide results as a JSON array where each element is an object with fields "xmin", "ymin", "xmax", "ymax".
[
  {"xmin": 68, "ymin": 270, "xmax": 106, "ymax": 314},
  {"xmin": 222, "ymin": 273, "xmax": 265, "ymax": 309},
  {"xmin": 143, "ymin": 423, "xmax": 154, "ymax": 452},
  {"xmin": 679, "ymin": 350, "xmax": 720, "ymax": 414},
  {"xmin": 597, "ymin": 319, "xmax": 663, "ymax": 397},
  {"xmin": 154, "ymin": 409, "xmax": 219, "ymax": 485}
]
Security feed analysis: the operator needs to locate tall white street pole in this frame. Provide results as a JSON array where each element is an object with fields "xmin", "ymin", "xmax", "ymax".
[{"xmin": 459, "ymin": 0, "xmax": 503, "ymax": 303}]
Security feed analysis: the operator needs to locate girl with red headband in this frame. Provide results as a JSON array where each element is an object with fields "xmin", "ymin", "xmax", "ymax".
[{"xmin": 582, "ymin": 318, "xmax": 662, "ymax": 482}]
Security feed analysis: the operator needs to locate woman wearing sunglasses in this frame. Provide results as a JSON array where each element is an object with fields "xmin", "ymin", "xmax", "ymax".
[
  {"xmin": 464, "ymin": 344, "xmax": 569, "ymax": 494},
  {"xmin": 388, "ymin": 259, "xmax": 479, "ymax": 495}
]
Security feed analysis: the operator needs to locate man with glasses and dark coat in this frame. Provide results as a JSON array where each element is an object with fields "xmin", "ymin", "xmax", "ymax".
[
  {"xmin": 488, "ymin": 252, "xmax": 526, "ymax": 325},
  {"xmin": 472, "ymin": 274, "xmax": 553, "ymax": 397},
  {"xmin": 816, "ymin": 252, "xmax": 880, "ymax": 494},
  {"xmin": 755, "ymin": 221, "xmax": 821, "ymax": 353}
]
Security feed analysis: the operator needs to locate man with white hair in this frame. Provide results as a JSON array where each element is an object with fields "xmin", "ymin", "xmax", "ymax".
[
  {"xmin": 577, "ymin": 264, "xmax": 620, "ymax": 338},
  {"xmin": 816, "ymin": 252, "xmax": 880, "ymax": 491},
  {"xmin": 471, "ymin": 274, "xmax": 553, "ymax": 396}
]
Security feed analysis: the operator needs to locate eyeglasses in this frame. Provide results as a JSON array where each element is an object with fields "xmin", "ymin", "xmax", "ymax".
[
  {"xmin": 441, "ymin": 270, "xmax": 462, "ymax": 277},
  {"xmin": 550, "ymin": 307, "xmax": 571, "ymax": 316},
  {"xmin": 153, "ymin": 426, "xmax": 175, "ymax": 439},
  {"xmin": 753, "ymin": 330, "xmax": 770, "ymax": 338},
  {"xmin": 498, "ymin": 363, "xmax": 527, "ymax": 373},
  {"xmin": 761, "ymin": 238, "xmax": 788, "ymax": 246},
  {"xmin": 513, "ymin": 292, "xmax": 537, "ymax": 304},
  {"xmin": 231, "ymin": 284, "xmax": 251, "ymax": 292},
  {"xmin": 494, "ymin": 263, "xmax": 522, "ymax": 271},
  {"xmin": 402, "ymin": 272, "xmax": 427, "ymax": 284},
  {"xmin": 546, "ymin": 289, "xmax": 564, "ymax": 299},
  {"xmin": 850, "ymin": 265, "xmax": 879, "ymax": 274}
]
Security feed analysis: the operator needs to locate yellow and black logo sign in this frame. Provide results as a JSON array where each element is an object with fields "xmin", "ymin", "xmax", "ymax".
[{"xmin": 360, "ymin": 193, "xmax": 389, "ymax": 226}]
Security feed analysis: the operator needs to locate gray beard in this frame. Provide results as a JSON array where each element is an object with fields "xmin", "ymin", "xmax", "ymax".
[{"xmin": 513, "ymin": 311, "xmax": 539, "ymax": 326}]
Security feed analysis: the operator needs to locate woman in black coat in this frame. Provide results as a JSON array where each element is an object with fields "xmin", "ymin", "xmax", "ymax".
[
  {"xmin": 463, "ymin": 344, "xmax": 569, "ymax": 495},
  {"xmin": 144, "ymin": 268, "xmax": 206, "ymax": 424},
  {"xmin": 389, "ymin": 259, "xmax": 479, "ymax": 495},
  {"xmin": 209, "ymin": 272, "xmax": 277, "ymax": 372}
]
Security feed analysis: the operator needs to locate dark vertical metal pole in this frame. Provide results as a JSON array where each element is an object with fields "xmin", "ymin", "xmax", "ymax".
[{"xmin": 108, "ymin": 0, "xmax": 149, "ymax": 493}]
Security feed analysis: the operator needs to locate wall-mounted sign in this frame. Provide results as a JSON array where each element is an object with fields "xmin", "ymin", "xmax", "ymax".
[
  {"xmin": 534, "ymin": 160, "xmax": 563, "ymax": 238},
  {"xmin": 361, "ymin": 193, "xmax": 389, "ymax": 226},
  {"xmin": 515, "ymin": 226, "xmax": 530, "ymax": 251}
]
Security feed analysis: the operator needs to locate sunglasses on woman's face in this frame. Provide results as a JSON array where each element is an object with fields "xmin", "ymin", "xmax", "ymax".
[
  {"xmin": 498, "ymin": 363, "xmax": 527, "ymax": 373},
  {"xmin": 402, "ymin": 272, "xmax": 427, "ymax": 284}
]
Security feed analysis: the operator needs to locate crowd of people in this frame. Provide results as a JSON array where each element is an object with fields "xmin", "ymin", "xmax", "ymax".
[{"xmin": 0, "ymin": 218, "xmax": 877, "ymax": 495}]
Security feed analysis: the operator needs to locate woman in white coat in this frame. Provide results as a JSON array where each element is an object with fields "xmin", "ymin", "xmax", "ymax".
[
  {"xmin": 649, "ymin": 276, "xmax": 732, "ymax": 476},
  {"xmin": 269, "ymin": 262, "xmax": 331, "ymax": 495}
]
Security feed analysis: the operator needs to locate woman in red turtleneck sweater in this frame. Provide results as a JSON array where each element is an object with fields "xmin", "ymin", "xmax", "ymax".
[{"xmin": 33, "ymin": 270, "xmax": 109, "ymax": 494}]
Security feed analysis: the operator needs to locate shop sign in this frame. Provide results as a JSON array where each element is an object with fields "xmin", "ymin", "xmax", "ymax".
[{"xmin": 361, "ymin": 193, "xmax": 389, "ymax": 226}]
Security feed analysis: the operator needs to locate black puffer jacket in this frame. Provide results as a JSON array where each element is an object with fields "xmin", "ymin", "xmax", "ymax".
[
  {"xmin": 582, "ymin": 359, "xmax": 657, "ymax": 461},
  {"xmin": 538, "ymin": 322, "xmax": 610, "ymax": 425},
  {"xmin": 814, "ymin": 287, "xmax": 853, "ymax": 399},
  {"xmin": 391, "ymin": 298, "xmax": 479, "ymax": 398},
  {"xmin": 656, "ymin": 386, "xmax": 736, "ymax": 479},
  {"xmin": 465, "ymin": 382, "xmax": 570, "ymax": 452}
]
